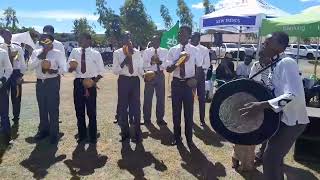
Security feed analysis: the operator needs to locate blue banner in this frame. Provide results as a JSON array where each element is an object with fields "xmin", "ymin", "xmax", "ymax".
[{"xmin": 203, "ymin": 16, "xmax": 257, "ymax": 27}]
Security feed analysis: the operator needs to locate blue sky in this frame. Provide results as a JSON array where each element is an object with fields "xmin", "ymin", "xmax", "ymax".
[{"xmin": 0, "ymin": 0, "xmax": 319, "ymax": 33}]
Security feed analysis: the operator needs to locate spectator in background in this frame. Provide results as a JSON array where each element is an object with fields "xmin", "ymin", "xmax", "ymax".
[
  {"xmin": 236, "ymin": 56, "xmax": 253, "ymax": 78},
  {"xmin": 216, "ymin": 53, "xmax": 236, "ymax": 87}
]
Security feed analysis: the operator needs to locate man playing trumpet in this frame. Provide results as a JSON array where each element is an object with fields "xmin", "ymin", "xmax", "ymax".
[
  {"xmin": 142, "ymin": 35, "xmax": 168, "ymax": 126},
  {"xmin": 0, "ymin": 29, "xmax": 26, "ymax": 124},
  {"xmin": 166, "ymin": 26, "xmax": 202, "ymax": 147},
  {"xmin": 68, "ymin": 33, "xmax": 105, "ymax": 144},
  {"xmin": 29, "ymin": 33, "xmax": 66, "ymax": 144}
]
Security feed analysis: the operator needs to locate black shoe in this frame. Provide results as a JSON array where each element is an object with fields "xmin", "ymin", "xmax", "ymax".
[
  {"xmin": 3, "ymin": 134, "xmax": 12, "ymax": 145},
  {"xmin": 50, "ymin": 136, "xmax": 58, "ymax": 144},
  {"xmin": 34, "ymin": 132, "xmax": 49, "ymax": 141},
  {"xmin": 157, "ymin": 120, "xmax": 167, "ymax": 126},
  {"xmin": 200, "ymin": 120, "xmax": 206, "ymax": 126}
]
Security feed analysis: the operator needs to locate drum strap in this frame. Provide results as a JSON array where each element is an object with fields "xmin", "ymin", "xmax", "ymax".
[{"xmin": 250, "ymin": 55, "xmax": 281, "ymax": 80}]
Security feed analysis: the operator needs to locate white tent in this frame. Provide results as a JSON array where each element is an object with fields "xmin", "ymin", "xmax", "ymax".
[
  {"xmin": 201, "ymin": 0, "xmax": 289, "ymax": 33},
  {"xmin": 12, "ymin": 31, "xmax": 36, "ymax": 49}
]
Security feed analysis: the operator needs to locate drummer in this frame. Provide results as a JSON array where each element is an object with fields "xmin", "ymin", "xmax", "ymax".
[
  {"xmin": 29, "ymin": 33, "xmax": 66, "ymax": 144},
  {"xmin": 142, "ymin": 35, "xmax": 168, "ymax": 126},
  {"xmin": 68, "ymin": 32, "xmax": 105, "ymax": 144},
  {"xmin": 113, "ymin": 31, "xmax": 144, "ymax": 143},
  {"xmin": 166, "ymin": 26, "xmax": 202, "ymax": 147},
  {"xmin": 0, "ymin": 29, "xmax": 26, "ymax": 124},
  {"xmin": 239, "ymin": 31, "xmax": 309, "ymax": 180}
]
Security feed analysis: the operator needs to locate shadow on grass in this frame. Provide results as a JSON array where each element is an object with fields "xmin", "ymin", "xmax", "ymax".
[
  {"xmin": 20, "ymin": 133, "xmax": 66, "ymax": 179},
  {"xmin": 177, "ymin": 144, "xmax": 227, "ymax": 179},
  {"xmin": 64, "ymin": 143, "xmax": 108, "ymax": 179},
  {"xmin": 284, "ymin": 164, "xmax": 319, "ymax": 180},
  {"xmin": 193, "ymin": 124, "xmax": 226, "ymax": 147},
  {"xmin": 237, "ymin": 169, "xmax": 264, "ymax": 180},
  {"xmin": 145, "ymin": 123, "xmax": 173, "ymax": 146},
  {"xmin": 118, "ymin": 141, "xmax": 167, "ymax": 180}
]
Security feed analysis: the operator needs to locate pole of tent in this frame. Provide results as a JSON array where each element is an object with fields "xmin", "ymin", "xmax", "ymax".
[
  {"xmin": 314, "ymin": 37, "xmax": 320, "ymax": 76},
  {"xmin": 237, "ymin": 26, "xmax": 242, "ymax": 66},
  {"xmin": 296, "ymin": 37, "xmax": 301, "ymax": 64}
]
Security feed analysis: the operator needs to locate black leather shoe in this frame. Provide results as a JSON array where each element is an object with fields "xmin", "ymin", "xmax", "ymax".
[
  {"xmin": 120, "ymin": 134, "xmax": 130, "ymax": 142},
  {"xmin": 34, "ymin": 132, "xmax": 49, "ymax": 141},
  {"xmin": 171, "ymin": 137, "xmax": 183, "ymax": 146}
]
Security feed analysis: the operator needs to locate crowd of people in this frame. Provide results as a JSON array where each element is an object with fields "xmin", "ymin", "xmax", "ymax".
[{"xmin": 0, "ymin": 24, "xmax": 310, "ymax": 180}]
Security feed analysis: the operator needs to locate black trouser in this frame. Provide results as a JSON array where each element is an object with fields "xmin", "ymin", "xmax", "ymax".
[
  {"xmin": 36, "ymin": 77, "xmax": 60, "ymax": 138},
  {"xmin": 8, "ymin": 70, "xmax": 22, "ymax": 120},
  {"xmin": 171, "ymin": 77, "xmax": 194, "ymax": 142},
  {"xmin": 74, "ymin": 78, "xmax": 97, "ymax": 140},
  {"xmin": 117, "ymin": 75, "xmax": 141, "ymax": 137},
  {"xmin": 196, "ymin": 68, "xmax": 206, "ymax": 122},
  {"xmin": 143, "ymin": 72, "xmax": 165, "ymax": 122},
  {"xmin": 0, "ymin": 83, "xmax": 10, "ymax": 135}
]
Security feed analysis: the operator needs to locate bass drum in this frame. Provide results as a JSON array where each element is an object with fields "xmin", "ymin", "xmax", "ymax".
[{"xmin": 209, "ymin": 79, "xmax": 280, "ymax": 145}]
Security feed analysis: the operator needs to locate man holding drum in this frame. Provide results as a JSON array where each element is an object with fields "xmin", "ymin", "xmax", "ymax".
[
  {"xmin": 29, "ymin": 33, "xmax": 66, "ymax": 144},
  {"xmin": 68, "ymin": 33, "xmax": 105, "ymax": 144},
  {"xmin": 239, "ymin": 32, "xmax": 309, "ymax": 180},
  {"xmin": 167, "ymin": 26, "xmax": 202, "ymax": 147},
  {"xmin": 142, "ymin": 35, "xmax": 168, "ymax": 126}
]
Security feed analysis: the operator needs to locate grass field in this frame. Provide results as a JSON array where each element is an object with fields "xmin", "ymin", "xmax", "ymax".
[{"xmin": 0, "ymin": 70, "xmax": 319, "ymax": 180}]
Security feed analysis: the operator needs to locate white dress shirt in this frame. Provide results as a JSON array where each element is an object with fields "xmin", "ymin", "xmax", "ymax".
[
  {"xmin": 267, "ymin": 57, "xmax": 309, "ymax": 126},
  {"xmin": 112, "ymin": 48, "xmax": 144, "ymax": 77},
  {"xmin": 36, "ymin": 40, "xmax": 66, "ymax": 74},
  {"xmin": 29, "ymin": 49, "xmax": 66, "ymax": 80},
  {"xmin": 236, "ymin": 62, "xmax": 253, "ymax": 78},
  {"xmin": 249, "ymin": 61, "xmax": 272, "ymax": 88},
  {"xmin": 0, "ymin": 48, "xmax": 13, "ymax": 80},
  {"xmin": 143, "ymin": 47, "xmax": 169, "ymax": 72},
  {"xmin": 0, "ymin": 43, "xmax": 26, "ymax": 74},
  {"xmin": 167, "ymin": 44, "xmax": 202, "ymax": 79},
  {"xmin": 195, "ymin": 44, "xmax": 210, "ymax": 70},
  {"xmin": 67, "ymin": 47, "xmax": 105, "ymax": 78}
]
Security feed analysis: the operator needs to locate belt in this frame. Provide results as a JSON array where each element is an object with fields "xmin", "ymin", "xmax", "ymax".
[
  {"xmin": 173, "ymin": 77, "xmax": 192, "ymax": 82},
  {"xmin": 119, "ymin": 75, "xmax": 139, "ymax": 79},
  {"xmin": 37, "ymin": 76, "xmax": 59, "ymax": 83}
]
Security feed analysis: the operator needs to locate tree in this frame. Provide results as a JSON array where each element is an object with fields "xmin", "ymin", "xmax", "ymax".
[
  {"xmin": 95, "ymin": 0, "xmax": 122, "ymax": 46},
  {"xmin": 176, "ymin": 0, "xmax": 193, "ymax": 27},
  {"xmin": 203, "ymin": 0, "xmax": 210, "ymax": 15},
  {"xmin": 2, "ymin": 7, "xmax": 19, "ymax": 31},
  {"xmin": 160, "ymin": 4, "xmax": 173, "ymax": 30},
  {"xmin": 72, "ymin": 18, "xmax": 95, "ymax": 38},
  {"xmin": 120, "ymin": 0, "xmax": 156, "ymax": 47}
]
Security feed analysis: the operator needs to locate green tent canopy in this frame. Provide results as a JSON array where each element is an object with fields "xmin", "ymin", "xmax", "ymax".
[{"xmin": 260, "ymin": 6, "xmax": 320, "ymax": 37}]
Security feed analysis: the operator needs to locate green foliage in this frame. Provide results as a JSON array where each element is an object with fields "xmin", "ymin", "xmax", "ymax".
[
  {"xmin": 176, "ymin": 0, "xmax": 193, "ymax": 28},
  {"xmin": 120, "ymin": 0, "xmax": 156, "ymax": 47},
  {"xmin": 72, "ymin": 18, "xmax": 95, "ymax": 39},
  {"xmin": 3, "ymin": 7, "xmax": 19, "ymax": 30},
  {"xmin": 160, "ymin": 4, "xmax": 173, "ymax": 30}
]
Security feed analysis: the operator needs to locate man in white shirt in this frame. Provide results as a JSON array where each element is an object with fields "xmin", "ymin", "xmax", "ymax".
[
  {"xmin": 68, "ymin": 33, "xmax": 105, "ymax": 144},
  {"xmin": 190, "ymin": 32, "xmax": 210, "ymax": 126},
  {"xmin": 167, "ymin": 26, "xmax": 202, "ymax": 147},
  {"xmin": 0, "ymin": 29, "xmax": 26, "ymax": 124},
  {"xmin": 239, "ymin": 32, "xmax": 309, "ymax": 180},
  {"xmin": 236, "ymin": 56, "xmax": 253, "ymax": 78},
  {"xmin": 29, "ymin": 33, "xmax": 66, "ymax": 144},
  {"xmin": 113, "ymin": 31, "xmax": 144, "ymax": 143},
  {"xmin": 142, "ymin": 35, "xmax": 168, "ymax": 126},
  {"xmin": 0, "ymin": 44, "xmax": 13, "ymax": 145}
]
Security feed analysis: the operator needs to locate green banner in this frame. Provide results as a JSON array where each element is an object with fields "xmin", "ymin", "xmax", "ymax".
[{"xmin": 160, "ymin": 22, "xmax": 179, "ymax": 49}]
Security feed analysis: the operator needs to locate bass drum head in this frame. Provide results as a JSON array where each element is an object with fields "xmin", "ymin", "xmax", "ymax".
[{"xmin": 210, "ymin": 79, "xmax": 280, "ymax": 145}]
